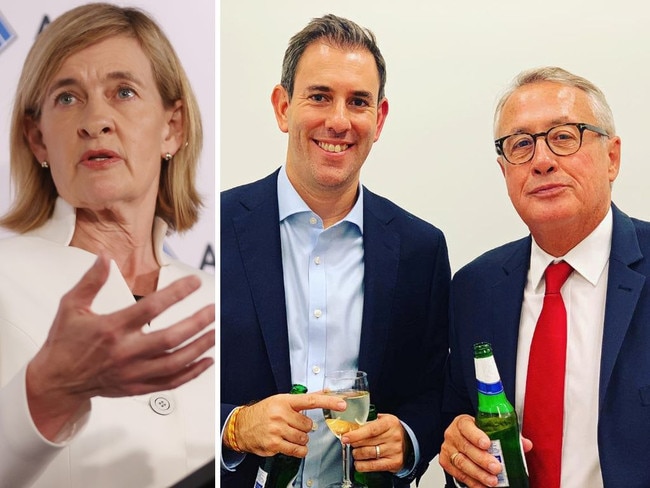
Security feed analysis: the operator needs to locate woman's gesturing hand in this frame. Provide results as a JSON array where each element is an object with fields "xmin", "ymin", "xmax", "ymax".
[{"xmin": 26, "ymin": 254, "xmax": 215, "ymax": 441}]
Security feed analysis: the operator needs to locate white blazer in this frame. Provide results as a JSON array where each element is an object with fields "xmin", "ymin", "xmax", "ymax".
[{"xmin": 0, "ymin": 199, "xmax": 215, "ymax": 488}]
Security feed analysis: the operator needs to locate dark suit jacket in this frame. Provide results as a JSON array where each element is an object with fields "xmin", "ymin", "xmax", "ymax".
[
  {"xmin": 221, "ymin": 169, "xmax": 451, "ymax": 487},
  {"xmin": 442, "ymin": 204, "xmax": 650, "ymax": 487}
]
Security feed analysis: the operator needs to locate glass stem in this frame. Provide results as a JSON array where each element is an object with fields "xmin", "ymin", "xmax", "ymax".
[{"xmin": 342, "ymin": 442, "xmax": 352, "ymax": 488}]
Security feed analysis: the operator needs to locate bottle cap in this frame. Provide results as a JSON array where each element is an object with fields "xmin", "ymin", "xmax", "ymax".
[
  {"xmin": 473, "ymin": 342, "xmax": 493, "ymax": 358},
  {"xmin": 290, "ymin": 384, "xmax": 308, "ymax": 394}
]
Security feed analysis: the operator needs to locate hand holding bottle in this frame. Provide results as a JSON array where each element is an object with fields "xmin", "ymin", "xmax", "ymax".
[
  {"xmin": 440, "ymin": 414, "xmax": 528, "ymax": 487},
  {"xmin": 439, "ymin": 342, "xmax": 533, "ymax": 488},
  {"xmin": 341, "ymin": 412, "xmax": 409, "ymax": 475},
  {"xmin": 351, "ymin": 405, "xmax": 393, "ymax": 488},
  {"xmin": 227, "ymin": 392, "xmax": 346, "ymax": 458}
]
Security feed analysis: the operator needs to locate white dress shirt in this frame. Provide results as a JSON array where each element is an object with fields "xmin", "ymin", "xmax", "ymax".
[{"xmin": 515, "ymin": 208, "xmax": 612, "ymax": 487}]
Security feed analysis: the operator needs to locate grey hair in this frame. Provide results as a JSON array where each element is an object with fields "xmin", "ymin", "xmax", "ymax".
[{"xmin": 493, "ymin": 66, "xmax": 615, "ymax": 137}]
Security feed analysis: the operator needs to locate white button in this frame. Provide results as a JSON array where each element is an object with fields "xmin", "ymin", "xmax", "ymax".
[
  {"xmin": 149, "ymin": 394, "xmax": 174, "ymax": 415},
  {"xmin": 314, "ymin": 256, "xmax": 321, "ymax": 265},
  {"xmin": 306, "ymin": 479, "xmax": 313, "ymax": 487},
  {"xmin": 314, "ymin": 309, "xmax": 322, "ymax": 318},
  {"xmin": 309, "ymin": 217, "xmax": 317, "ymax": 225},
  {"xmin": 312, "ymin": 365, "xmax": 321, "ymax": 374},
  {"xmin": 311, "ymin": 421, "xmax": 318, "ymax": 431}
]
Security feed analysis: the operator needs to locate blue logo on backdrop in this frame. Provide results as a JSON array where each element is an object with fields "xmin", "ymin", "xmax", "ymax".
[{"xmin": 0, "ymin": 10, "xmax": 17, "ymax": 53}]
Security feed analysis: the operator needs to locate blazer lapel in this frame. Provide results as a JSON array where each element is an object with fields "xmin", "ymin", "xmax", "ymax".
[
  {"xmin": 487, "ymin": 239, "xmax": 531, "ymax": 404},
  {"xmin": 231, "ymin": 172, "xmax": 292, "ymax": 394},
  {"xmin": 357, "ymin": 190, "xmax": 400, "ymax": 385},
  {"xmin": 599, "ymin": 205, "xmax": 645, "ymax": 410}
]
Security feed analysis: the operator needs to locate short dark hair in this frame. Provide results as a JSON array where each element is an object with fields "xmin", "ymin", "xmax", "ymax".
[{"xmin": 280, "ymin": 14, "xmax": 387, "ymax": 102}]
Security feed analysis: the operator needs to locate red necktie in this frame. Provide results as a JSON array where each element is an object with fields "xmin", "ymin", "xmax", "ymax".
[{"xmin": 523, "ymin": 261, "xmax": 573, "ymax": 488}]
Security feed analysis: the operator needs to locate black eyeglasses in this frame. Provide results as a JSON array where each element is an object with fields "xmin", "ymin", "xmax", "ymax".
[{"xmin": 494, "ymin": 122, "xmax": 609, "ymax": 165}]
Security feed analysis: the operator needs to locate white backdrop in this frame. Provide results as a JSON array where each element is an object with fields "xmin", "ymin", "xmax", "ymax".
[
  {"xmin": 221, "ymin": 1, "xmax": 650, "ymax": 485},
  {"xmin": 221, "ymin": 0, "xmax": 650, "ymax": 274},
  {"xmin": 0, "ymin": 0, "xmax": 215, "ymax": 272}
]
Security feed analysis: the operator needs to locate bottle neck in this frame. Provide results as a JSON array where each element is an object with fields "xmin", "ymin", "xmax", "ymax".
[{"xmin": 475, "ymin": 355, "xmax": 514, "ymax": 413}]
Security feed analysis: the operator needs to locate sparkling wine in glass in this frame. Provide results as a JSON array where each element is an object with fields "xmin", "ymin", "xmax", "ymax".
[{"xmin": 322, "ymin": 370, "xmax": 370, "ymax": 488}]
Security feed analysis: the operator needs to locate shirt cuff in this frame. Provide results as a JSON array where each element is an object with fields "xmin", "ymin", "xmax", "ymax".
[
  {"xmin": 220, "ymin": 407, "xmax": 246, "ymax": 472},
  {"xmin": 394, "ymin": 420, "xmax": 420, "ymax": 478}
]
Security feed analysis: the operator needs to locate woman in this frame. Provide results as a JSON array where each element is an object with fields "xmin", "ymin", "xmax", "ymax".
[{"xmin": 0, "ymin": 3, "xmax": 215, "ymax": 487}]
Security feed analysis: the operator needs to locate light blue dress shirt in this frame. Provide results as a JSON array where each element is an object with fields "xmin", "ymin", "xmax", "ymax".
[
  {"xmin": 278, "ymin": 167, "xmax": 420, "ymax": 487},
  {"xmin": 278, "ymin": 166, "xmax": 365, "ymax": 488}
]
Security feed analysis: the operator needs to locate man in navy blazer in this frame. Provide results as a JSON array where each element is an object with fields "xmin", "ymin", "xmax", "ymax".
[
  {"xmin": 221, "ymin": 14, "xmax": 450, "ymax": 488},
  {"xmin": 440, "ymin": 66, "xmax": 650, "ymax": 488}
]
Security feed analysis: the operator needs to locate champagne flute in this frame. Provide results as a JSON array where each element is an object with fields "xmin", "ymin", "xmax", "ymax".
[{"xmin": 322, "ymin": 370, "xmax": 370, "ymax": 488}]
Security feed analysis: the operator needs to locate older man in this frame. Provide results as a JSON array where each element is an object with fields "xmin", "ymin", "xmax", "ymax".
[{"xmin": 440, "ymin": 66, "xmax": 650, "ymax": 488}]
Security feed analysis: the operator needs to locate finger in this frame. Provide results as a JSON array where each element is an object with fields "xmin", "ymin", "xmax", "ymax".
[
  {"xmin": 63, "ymin": 254, "xmax": 111, "ymax": 309},
  {"xmin": 115, "ymin": 275, "xmax": 203, "ymax": 331},
  {"xmin": 276, "ymin": 437, "xmax": 309, "ymax": 458},
  {"xmin": 106, "ymin": 356, "xmax": 215, "ymax": 397},
  {"xmin": 342, "ymin": 424, "xmax": 376, "ymax": 445},
  {"xmin": 127, "ymin": 304, "xmax": 215, "ymax": 359},
  {"xmin": 440, "ymin": 418, "xmax": 502, "ymax": 486},
  {"xmin": 119, "ymin": 327, "xmax": 215, "ymax": 383},
  {"xmin": 455, "ymin": 421, "xmax": 501, "ymax": 476},
  {"xmin": 282, "ymin": 421, "xmax": 311, "ymax": 446},
  {"xmin": 352, "ymin": 443, "xmax": 402, "ymax": 474},
  {"xmin": 353, "ymin": 444, "xmax": 386, "ymax": 461},
  {"xmin": 290, "ymin": 393, "xmax": 347, "ymax": 412},
  {"xmin": 343, "ymin": 414, "xmax": 393, "ymax": 445},
  {"xmin": 457, "ymin": 414, "xmax": 491, "ymax": 450},
  {"xmin": 283, "ymin": 408, "xmax": 316, "ymax": 434},
  {"xmin": 447, "ymin": 451, "xmax": 497, "ymax": 488}
]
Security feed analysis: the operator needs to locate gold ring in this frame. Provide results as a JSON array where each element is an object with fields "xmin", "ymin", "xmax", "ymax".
[
  {"xmin": 450, "ymin": 451, "xmax": 461, "ymax": 467},
  {"xmin": 375, "ymin": 445, "xmax": 381, "ymax": 459}
]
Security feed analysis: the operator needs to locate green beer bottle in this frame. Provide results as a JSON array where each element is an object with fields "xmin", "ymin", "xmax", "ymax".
[
  {"xmin": 353, "ymin": 404, "xmax": 392, "ymax": 488},
  {"xmin": 253, "ymin": 384, "xmax": 308, "ymax": 488},
  {"xmin": 474, "ymin": 342, "xmax": 529, "ymax": 488}
]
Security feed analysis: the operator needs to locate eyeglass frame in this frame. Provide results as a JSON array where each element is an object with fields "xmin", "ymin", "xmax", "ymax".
[{"xmin": 494, "ymin": 122, "xmax": 610, "ymax": 165}]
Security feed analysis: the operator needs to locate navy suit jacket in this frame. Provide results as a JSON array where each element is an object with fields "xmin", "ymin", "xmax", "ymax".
[
  {"xmin": 221, "ymin": 170, "xmax": 451, "ymax": 487},
  {"xmin": 442, "ymin": 204, "xmax": 650, "ymax": 487}
]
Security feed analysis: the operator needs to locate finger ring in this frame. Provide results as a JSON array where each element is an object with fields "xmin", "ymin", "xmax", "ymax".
[
  {"xmin": 450, "ymin": 451, "xmax": 461, "ymax": 467},
  {"xmin": 375, "ymin": 445, "xmax": 381, "ymax": 459}
]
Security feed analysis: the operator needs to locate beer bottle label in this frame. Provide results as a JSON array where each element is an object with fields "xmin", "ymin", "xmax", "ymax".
[
  {"xmin": 487, "ymin": 439, "xmax": 510, "ymax": 487},
  {"xmin": 475, "ymin": 356, "xmax": 504, "ymax": 395},
  {"xmin": 254, "ymin": 467, "xmax": 268, "ymax": 488}
]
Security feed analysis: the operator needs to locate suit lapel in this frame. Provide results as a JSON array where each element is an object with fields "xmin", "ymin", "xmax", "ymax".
[
  {"xmin": 231, "ymin": 172, "xmax": 292, "ymax": 394},
  {"xmin": 599, "ymin": 205, "xmax": 645, "ymax": 410},
  {"xmin": 488, "ymin": 241, "xmax": 531, "ymax": 404},
  {"xmin": 357, "ymin": 190, "xmax": 400, "ymax": 385}
]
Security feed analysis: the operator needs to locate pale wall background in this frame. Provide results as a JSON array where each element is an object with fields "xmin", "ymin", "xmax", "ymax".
[{"xmin": 221, "ymin": 1, "xmax": 650, "ymax": 486}]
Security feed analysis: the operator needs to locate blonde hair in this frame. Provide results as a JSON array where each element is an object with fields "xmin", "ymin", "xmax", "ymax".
[{"xmin": 4, "ymin": 2, "xmax": 204, "ymax": 233}]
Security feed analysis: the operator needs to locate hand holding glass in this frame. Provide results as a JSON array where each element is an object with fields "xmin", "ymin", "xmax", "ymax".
[{"xmin": 322, "ymin": 370, "xmax": 370, "ymax": 488}]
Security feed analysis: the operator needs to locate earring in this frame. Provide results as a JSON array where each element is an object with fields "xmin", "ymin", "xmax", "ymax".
[
  {"xmin": 164, "ymin": 152, "xmax": 173, "ymax": 161},
  {"xmin": 41, "ymin": 161, "xmax": 49, "ymax": 168}
]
